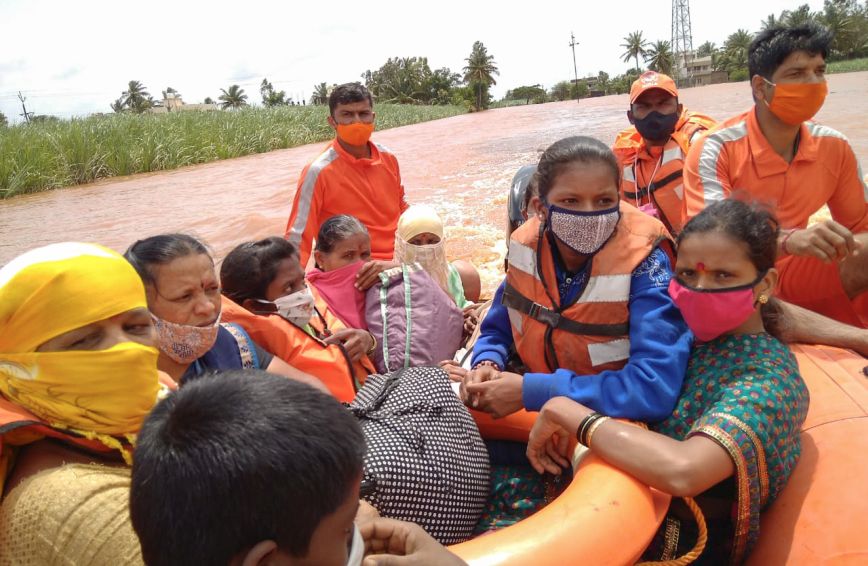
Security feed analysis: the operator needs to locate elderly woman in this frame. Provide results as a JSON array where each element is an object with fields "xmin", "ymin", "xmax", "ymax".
[
  {"xmin": 124, "ymin": 234, "xmax": 323, "ymax": 391},
  {"xmin": 0, "ymin": 242, "xmax": 159, "ymax": 562}
]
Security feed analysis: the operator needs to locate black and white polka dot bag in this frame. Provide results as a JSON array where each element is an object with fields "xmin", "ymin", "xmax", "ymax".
[{"xmin": 349, "ymin": 366, "xmax": 490, "ymax": 544}]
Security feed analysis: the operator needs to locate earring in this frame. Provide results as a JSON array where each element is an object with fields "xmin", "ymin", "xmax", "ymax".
[{"xmin": 758, "ymin": 294, "xmax": 769, "ymax": 304}]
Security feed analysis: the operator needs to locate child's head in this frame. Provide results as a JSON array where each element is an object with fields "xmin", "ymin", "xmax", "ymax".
[
  {"xmin": 532, "ymin": 136, "xmax": 620, "ymax": 212},
  {"xmin": 314, "ymin": 215, "xmax": 371, "ymax": 271},
  {"xmin": 221, "ymin": 237, "xmax": 305, "ymax": 307},
  {"xmin": 674, "ymin": 199, "xmax": 781, "ymax": 337},
  {"xmin": 130, "ymin": 370, "xmax": 366, "ymax": 566}
]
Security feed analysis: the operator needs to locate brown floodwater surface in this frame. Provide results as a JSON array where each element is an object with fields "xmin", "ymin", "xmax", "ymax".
[{"xmin": 2, "ymin": 72, "xmax": 867, "ymax": 295}]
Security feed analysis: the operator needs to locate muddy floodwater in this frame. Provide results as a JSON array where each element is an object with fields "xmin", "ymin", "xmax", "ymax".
[{"xmin": 2, "ymin": 72, "xmax": 867, "ymax": 294}]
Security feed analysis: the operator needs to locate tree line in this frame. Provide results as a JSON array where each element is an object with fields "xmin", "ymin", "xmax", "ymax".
[{"xmin": 504, "ymin": 0, "xmax": 868, "ymax": 102}]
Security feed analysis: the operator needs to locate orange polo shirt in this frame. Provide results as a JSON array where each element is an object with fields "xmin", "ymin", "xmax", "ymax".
[
  {"xmin": 683, "ymin": 107, "xmax": 868, "ymax": 232},
  {"xmin": 285, "ymin": 138, "xmax": 409, "ymax": 266}
]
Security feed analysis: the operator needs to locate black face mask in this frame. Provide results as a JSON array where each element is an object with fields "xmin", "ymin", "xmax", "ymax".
[{"xmin": 632, "ymin": 111, "xmax": 679, "ymax": 143}]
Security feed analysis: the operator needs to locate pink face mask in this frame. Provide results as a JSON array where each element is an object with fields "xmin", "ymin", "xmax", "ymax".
[
  {"xmin": 306, "ymin": 261, "xmax": 367, "ymax": 329},
  {"xmin": 667, "ymin": 274, "xmax": 764, "ymax": 342}
]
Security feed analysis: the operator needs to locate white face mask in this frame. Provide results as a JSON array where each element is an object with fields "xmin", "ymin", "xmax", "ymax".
[
  {"xmin": 274, "ymin": 286, "xmax": 315, "ymax": 327},
  {"xmin": 346, "ymin": 524, "xmax": 364, "ymax": 566}
]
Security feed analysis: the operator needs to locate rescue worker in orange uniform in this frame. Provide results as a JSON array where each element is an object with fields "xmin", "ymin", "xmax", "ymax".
[
  {"xmin": 460, "ymin": 136, "xmax": 691, "ymax": 422},
  {"xmin": 220, "ymin": 237, "xmax": 376, "ymax": 403},
  {"xmin": 285, "ymin": 82, "xmax": 408, "ymax": 269},
  {"xmin": 612, "ymin": 71, "xmax": 715, "ymax": 234},
  {"xmin": 683, "ymin": 23, "xmax": 868, "ymax": 328}
]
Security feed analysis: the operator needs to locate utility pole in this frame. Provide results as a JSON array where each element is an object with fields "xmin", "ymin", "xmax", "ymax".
[
  {"xmin": 18, "ymin": 91, "xmax": 31, "ymax": 123},
  {"xmin": 569, "ymin": 32, "xmax": 580, "ymax": 104}
]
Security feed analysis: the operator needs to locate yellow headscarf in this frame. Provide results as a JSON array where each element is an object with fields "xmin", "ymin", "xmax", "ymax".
[
  {"xmin": 0, "ymin": 243, "xmax": 161, "ymax": 471},
  {"xmin": 394, "ymin": 205, "xmax": 451, "ymax": 295}
]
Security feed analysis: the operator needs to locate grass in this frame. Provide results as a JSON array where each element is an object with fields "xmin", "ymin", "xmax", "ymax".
[
  {"xmin": 827, "ymin": 57, "xmax": 868, "ymax": 74},
  {"xmin": 0, "ymin": 104, "xmax": 466, "ymax": 199}
]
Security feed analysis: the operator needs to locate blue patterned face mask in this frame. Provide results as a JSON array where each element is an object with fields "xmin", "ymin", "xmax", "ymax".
[{"xmin": 545, "ymin": 203, "xmax": 621, "ymax": 255}]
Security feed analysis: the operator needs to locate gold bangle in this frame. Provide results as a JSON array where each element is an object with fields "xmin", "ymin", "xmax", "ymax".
[
  {"xmin": 586, "ymin": 416, "xmax": 610, "ymax": 448},
  {"xmin": 365, "ymin": 332, "xmax": 377, "ymax": 356}
]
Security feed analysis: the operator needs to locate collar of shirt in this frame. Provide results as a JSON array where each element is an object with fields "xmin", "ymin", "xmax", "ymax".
[
  {"xmin": 332, "ymin": 137, "xmax": 381, "ymax": 167},
  {"xmin": 747, "ymin": 107, "xmax": 820, "ymax": 178}
]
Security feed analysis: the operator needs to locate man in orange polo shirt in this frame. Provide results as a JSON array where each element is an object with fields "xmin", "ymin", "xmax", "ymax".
[
  {"xmin": 285, "ymin": 82, "xmax": 408, "ymax": 267},
  {"xmin": 684, "ymin": 24, "xmax": 868, "ymax": 327},
  {"xmin": 613, "ymin": 71, "xmax": 715, "ymax": 234}
]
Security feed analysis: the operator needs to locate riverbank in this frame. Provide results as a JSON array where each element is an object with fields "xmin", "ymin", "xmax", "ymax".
[{"xmin": 0, "ymin": 104, "xmax": 466, "ymax": 199}]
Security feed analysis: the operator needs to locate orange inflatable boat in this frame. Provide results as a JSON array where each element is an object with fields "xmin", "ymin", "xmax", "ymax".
[{"xmin": 451, "ymin": 344, "xmax": 868, "ymax": 565}]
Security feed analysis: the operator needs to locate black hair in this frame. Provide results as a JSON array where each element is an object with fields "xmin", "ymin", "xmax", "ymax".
[
  {"xmin": 315, "ymin": 215, "xmax": 369, "ymax": 253},
  {"xmin": 749, "ymin": 23, "xmax": 832, "ymax": 80},
  {"xmin": 124, "ymin": 234, "xmax": 211, "ymax": 288},
  {"xmin": 678, "ymin": 199, "xmax": 783, "ymax": 338},
  {"xmin": 220, "ymin": 237, "xmax": 297, "ymax": 305},
  {"xmin": 533, "ymin": 136, "xmax": 620, "ymax": 202},
  {"xmin": 328, "ymin": 82, "xmax": 374, "ymax": 117},
  {"xmin": 130, "ymin": 370, "xmax": 365, "ymax": 566}
]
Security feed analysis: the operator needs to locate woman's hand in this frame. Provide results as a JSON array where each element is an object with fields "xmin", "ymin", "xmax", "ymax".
[
  {"xmin": 462, "ymin": 305, "xmax": 479, "ymax": 336},
  {"xmin": 355, "ymin": 499, "xmax": 381, "ymax": 525},
  {"xmin": 438, "ymin": 359, "xmax": 467, "ymax": 382},
  {"xmin": 459, "ymin": 364, "xmax": 499, "ymax": 406},
  {"xmin": 324, "ymin": 329, "xmax": 373, "ymax": 362},
  {"xmin": 356, "ymin": 260, "xmax": 400, "ymax": 291},
  {"xmin": 462, "ymin": 371, "xmax": 524, "ymax": 418},
  {"xmin": 526, "ymin": 397, "xmax": 592, "ymax": 475}
]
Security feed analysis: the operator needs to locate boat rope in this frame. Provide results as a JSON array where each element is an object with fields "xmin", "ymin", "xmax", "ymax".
[{"xmin": 636, "ymin": 496, "xmax": 707, "ymax": 566}]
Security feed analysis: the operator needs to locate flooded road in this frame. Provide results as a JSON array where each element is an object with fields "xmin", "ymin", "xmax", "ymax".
[{"xmin": 2, "ymin": 72, "xmax": 867, "ymax": 294}]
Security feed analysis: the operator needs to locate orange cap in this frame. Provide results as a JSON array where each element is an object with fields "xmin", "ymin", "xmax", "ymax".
[{"xmin": 629, "ymin": 71, "xmax": 678, "ymax": 104}]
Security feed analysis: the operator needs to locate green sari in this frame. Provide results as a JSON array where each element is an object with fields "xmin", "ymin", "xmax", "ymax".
[{"xmin": 649, "ymin": 333, "xmax": 809, "ymax": 564}]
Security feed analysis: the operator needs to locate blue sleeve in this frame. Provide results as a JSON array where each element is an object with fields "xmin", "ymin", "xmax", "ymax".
[
  {"xmin": 522, "ymin": 248, "xmax": 692, "ymax": 421},
  {"xmin": 469, "ymin": 279, "xmax": 513, "ymax": 369}
]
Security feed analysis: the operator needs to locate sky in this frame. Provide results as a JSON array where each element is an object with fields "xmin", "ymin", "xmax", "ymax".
[{"xmin": 0, "ymin": 0, "xmax": 826, "ymax": 123}]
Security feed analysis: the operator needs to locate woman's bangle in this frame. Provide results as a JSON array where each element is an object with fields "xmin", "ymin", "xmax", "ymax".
[
  {"xmin": 472, "ymin": 360, "xmax": 502, "ymax": 371},
  {"xmin": 585, "ymin": 416, "xmax": 611, "ymax": 448},
  {"xmin": 781, "ymin": 229, "xmax": 798, "ymax": 255},
  {"xmin": 365, "ymin": 332, "xmax": 377, "ymax": 356},
  {"xmin": 576, "ymin": 412, "xmax": 603, "ymax": 446}
]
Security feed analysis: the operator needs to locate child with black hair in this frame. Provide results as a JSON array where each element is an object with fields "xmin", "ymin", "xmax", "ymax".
[
  {"xmin": 527, "ymin": 199, "xmax": 809, "ymax": 563},
  {"xmin": 130, "ymin": 370, "xmax": 466, "ymax": 566}
]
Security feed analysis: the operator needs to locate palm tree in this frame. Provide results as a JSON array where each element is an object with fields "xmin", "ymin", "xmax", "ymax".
[
  {"xmin": 463, "ymin": 41, "xmax": 499, "ymax": 111},
  {"xmin": 122, "ymin": 80, "xmax": 152, "ymax": 113},
  {"xmin": 785, "ymin": 4, "xmax": 816, "ymax": 27},
  {"xmin": 696, "ymin": 41, "xmax": 717, "ymax": 57},
  {"xmin": 723, "ymin": 29, "xmax": 753, "ymax": 73},
  {"xmin": 760, "ymin": 13, "xmax": 783, "ymax": 31},
  {"xmin": 218, "ymin": 85, "xmax": 248, "ymax": 110},
  {"xmin": 310, "ymin": 82, "xmax": 330, "ymax": 105},
  {"xmin": 621, "ymin": 31, "xmax": 649, "ymax": 72},
  {"xmin": 644, "ymin": 41, "xmax": 675, "ymax": 76},
  {"xmin": 110, "ymin": 97, "xmax": 125, "ymax": 113}
]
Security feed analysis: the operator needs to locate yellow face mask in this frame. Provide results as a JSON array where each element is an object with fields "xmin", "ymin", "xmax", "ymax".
[{"xmin": 0, "ymin": 341, "xmax": 159, "ymax": 436}]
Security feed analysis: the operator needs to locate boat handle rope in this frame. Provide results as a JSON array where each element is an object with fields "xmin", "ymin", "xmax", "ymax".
[{"xmin": 636, "ymin": 496, "xmax": 707, "ymax": 566}]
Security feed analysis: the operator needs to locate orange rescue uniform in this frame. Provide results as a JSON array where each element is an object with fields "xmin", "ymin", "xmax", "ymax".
[
  {"xmin": 285, "ymin": 139, "xmax": 408, "ymax": 266},
  {"xmin": 683, "ymin": 108, "xmax": 868, "ymax": 326},
  {"xmin": 220, "ymin": 293, "xmax": 374, "ymax": 402},
  {"xmin": 613, "ymin": 109, "xmax": 716, "ymax": 234}
]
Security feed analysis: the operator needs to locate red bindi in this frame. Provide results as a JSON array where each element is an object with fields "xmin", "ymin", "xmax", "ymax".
[{"xmin": 696, "ymin": 262, "xmax": 706, "ymax": 271}]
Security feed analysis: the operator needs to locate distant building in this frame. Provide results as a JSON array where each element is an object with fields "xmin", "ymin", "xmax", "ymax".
[
  {"xmin": 677, "ymin": 54, "xmax": 729, "ymax": 87},
  {"xmin": 148, "ymin": 92, "xmax": 219, "ymax": 114}
]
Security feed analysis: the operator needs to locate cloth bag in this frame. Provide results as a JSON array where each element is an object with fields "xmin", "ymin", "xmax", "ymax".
[
  {"xmin": 365, "ymin": 264, "xmax": 463, "ymax": 373},
  {"xmin": 349, "ymin": 367, "xmax": 490, "ymax": 544}
]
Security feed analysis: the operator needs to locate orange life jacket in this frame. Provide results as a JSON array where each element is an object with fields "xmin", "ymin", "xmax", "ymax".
[
  {"xmin": 504, "ymin": 203, "xmax": 672, "ymax": 375},
  {"xmin": 613, "ymin": 109, "xmax": 716, "ymax": 234},
  {"xmin": 220, "ymin": 294, "xmax": 374, "ymax": 403},
  {"xmin": 0, "ymin": 396, "xmax": 122, "ymax": 493}
]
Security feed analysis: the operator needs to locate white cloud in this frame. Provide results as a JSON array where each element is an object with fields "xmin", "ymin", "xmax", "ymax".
[{"xmin": 0, "ymin": 0, "xmax": 826, "ymax": 123}]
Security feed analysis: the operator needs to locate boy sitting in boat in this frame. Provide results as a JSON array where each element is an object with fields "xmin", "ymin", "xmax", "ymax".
[{"xmin": 130, "ymin": 369, "xmax": 466, "ymax": 566}]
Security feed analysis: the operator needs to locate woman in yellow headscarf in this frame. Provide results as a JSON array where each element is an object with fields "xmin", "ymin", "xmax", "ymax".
[{"xmin": 0, "ymin": 242, "xmax": 161, "ymax": 564}]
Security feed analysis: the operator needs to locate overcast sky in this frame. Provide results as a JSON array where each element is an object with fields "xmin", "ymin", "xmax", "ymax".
[{"xmin": 0, "ymin": 0, "xmax": 825, "ymax": 123}]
